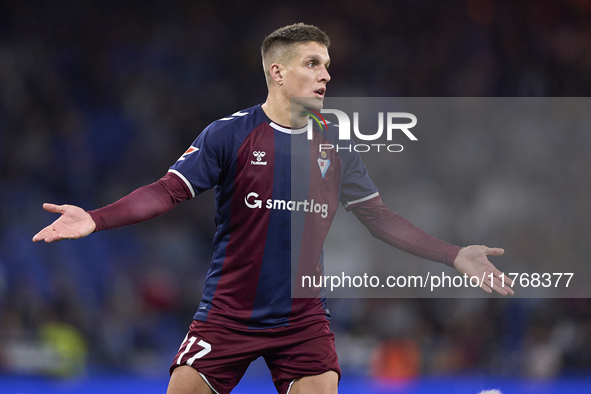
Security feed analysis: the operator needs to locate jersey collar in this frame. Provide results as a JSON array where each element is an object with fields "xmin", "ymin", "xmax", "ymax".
[{"xmin": 257, "ymin": 104, "xmax": 308, "ymax": 135}]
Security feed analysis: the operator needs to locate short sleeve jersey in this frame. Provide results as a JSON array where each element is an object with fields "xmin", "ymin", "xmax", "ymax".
[{"xmin": 169, "ymin": 104, "xmax": 378, "ymax": 329}]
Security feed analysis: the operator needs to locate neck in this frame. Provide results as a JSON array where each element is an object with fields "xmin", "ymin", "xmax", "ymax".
[{"xmin": 262, "ymin": 91, "xmax": 308, "ymax": 129}]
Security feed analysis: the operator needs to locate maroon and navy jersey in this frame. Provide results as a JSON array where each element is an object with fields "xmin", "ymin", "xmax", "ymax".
[{"xmin": 169, "ymin": 104, "xmax": 378, "ymax": 329}]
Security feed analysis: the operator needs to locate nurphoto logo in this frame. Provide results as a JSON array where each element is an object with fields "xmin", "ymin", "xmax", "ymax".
[{"xmin": 305, "ymin": 108, "xmax": 418, "ymax": 153}]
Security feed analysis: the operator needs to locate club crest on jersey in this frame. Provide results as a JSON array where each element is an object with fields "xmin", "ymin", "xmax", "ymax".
[
  {"xmin": 178, "ymin": 146, "xmax": 199, "ymax": 161},
  {"xmin": 251, "ymin": 151, "xmax": 267, "ymax": 166},
  {"xmin": 317, "ymin": 153, "xmax": 330, "ymax": 178}
]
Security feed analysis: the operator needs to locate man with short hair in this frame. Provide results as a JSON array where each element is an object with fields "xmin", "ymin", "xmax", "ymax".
[{"xmin": 33, "ymin": 23, "xmax": 513, "ymax": 394}]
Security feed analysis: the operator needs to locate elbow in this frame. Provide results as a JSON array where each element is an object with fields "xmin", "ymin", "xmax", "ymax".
[{"xmin": 366, "ymin": 225, "xmax": 385, "ymax": 242}]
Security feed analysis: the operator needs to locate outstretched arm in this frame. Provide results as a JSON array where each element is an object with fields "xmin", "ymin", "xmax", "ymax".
[
  {"xmin": 351, "ymin": 197, "xmax": 513, "ymax": 295},
  {"xmin": 32, "ymin": 172, "xmax": 192, "ymax": 243},
  {"xmin": 350, "ymin": 196, "xmax": 461, "ymax": 266}
]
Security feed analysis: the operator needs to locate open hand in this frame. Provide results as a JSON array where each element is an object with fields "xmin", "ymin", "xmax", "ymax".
[
  {"xmin": 453, "ymin": 245, "xmax": 514, "ymax": 296},
  {"xmin": 32, "ymin": 203, "xmax": 96, "ymax": 243}
]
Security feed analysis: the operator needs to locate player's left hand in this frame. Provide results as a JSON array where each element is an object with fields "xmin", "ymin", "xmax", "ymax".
[
  {"xmin": 453, "ymin": 245, "xmax": 514, "ymax": 296},
  {"xmin": 32, "ymin": 203, "xmax": 96, "ymax": 243}
]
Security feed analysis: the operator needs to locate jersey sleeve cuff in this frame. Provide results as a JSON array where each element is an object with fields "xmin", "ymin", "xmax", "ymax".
[
  {"xmin": 168, "ymin": 169, "xmax": 196, "ymax": 198},
  {"xmin": 343, "ymin": 192, "xmax": 380, "ymax": 211},
  {"xmin": 88, "ymin": 210, "xmax": 103, "ymax": 232}
]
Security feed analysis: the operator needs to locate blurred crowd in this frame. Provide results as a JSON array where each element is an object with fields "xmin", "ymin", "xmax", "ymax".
[{"xmin": 1, "ymin": 0, "xmax": 590, "ymax": 379}]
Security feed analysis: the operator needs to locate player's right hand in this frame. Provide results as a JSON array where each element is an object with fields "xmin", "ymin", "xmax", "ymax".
[{"xmin": 32, "ymin": 203, "xmax": 96, "ymax": 243}]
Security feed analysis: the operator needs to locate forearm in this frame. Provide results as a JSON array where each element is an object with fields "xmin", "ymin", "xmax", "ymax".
[
  {"xmin": 89, "ymin": 172, "xmax": 192, "ymax": 231},
  {"xmin": 351, "ymin": 197, "xmax": 461, "ymax": 267}
]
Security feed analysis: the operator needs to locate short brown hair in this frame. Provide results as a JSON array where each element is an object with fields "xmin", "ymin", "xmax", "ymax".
[
  {"xmin": 261, "ymin": 23, "xmax": 330, "ymax": 57},
  {"xmin": 261, "ymin": 23, "xmax": 330, "ymax": 83}
]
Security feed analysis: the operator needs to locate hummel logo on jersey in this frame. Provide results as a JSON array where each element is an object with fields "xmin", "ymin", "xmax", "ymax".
[
  {"xmin": 178, "ymin": 146, "xmax": 199, "ymax": 161},
  {"xmin": 251, "ymin": 151, "xmax": 267, "ymax": 166}
]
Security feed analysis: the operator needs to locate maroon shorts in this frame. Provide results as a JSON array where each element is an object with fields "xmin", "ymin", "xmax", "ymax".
[{"xmin": 170, "ymin": 319, "xmax": 341, "ymax": 394}]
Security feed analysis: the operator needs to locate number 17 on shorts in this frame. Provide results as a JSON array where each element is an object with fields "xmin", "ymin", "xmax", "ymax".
[{"xmin": 176, "ymin": 334, "xmax": 212, "ymax": 366}]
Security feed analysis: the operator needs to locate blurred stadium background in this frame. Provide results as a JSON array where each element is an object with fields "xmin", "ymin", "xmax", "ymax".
[{"xmin": 1, "ymin": 0, "xmax": 591, "ymax": 393}]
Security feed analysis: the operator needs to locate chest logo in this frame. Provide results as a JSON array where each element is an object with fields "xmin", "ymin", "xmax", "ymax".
[
  {"xmin": 251, "ymin": 151, "xmax": 267, "ymax": 166},
  {"xmin": 317, "ymin": 157, "xmax": 330, "ymax": 179}
]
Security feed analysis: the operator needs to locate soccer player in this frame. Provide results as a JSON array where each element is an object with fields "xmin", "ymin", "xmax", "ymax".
[{"xmin": 33, "ymin": 23, "xmax": 514, "ymax": 394}]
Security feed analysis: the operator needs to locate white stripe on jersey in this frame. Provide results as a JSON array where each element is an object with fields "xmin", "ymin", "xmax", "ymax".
[
  {"xmin": 168, "ymin": 169, "xmax": 196, "ymax": 198},
  {"xmin": 343, "ymin": 191, "xmax": 380, "ymax": 209},
  {"xmin": 269, "ymin": 122, "xmax": 307, "ymax": 135}
]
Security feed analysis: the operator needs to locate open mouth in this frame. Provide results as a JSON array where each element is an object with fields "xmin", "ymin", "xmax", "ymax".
[{"xmin": 314, "ymin": 88, "xmax": 326, "ymax": 97}]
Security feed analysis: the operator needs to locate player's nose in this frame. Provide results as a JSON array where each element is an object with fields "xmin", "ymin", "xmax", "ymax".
[{"xmin": 319, "ymin": 66, "xmax": 331, "ymax": 83}]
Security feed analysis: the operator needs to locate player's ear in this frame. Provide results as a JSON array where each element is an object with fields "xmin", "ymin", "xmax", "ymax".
[{"xmin": 269, "ymin": 63, "xmax": 285, "ymax": 86}]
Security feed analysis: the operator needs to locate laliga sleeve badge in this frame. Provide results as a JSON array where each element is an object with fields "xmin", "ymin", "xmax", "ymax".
[
  {"xmin": 178, "ymin": 146, "xmax": 199, "ymax": 161},
  {"xmin": 317, "ymin": 151, "xmax": 330, "ymax": 179}
]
